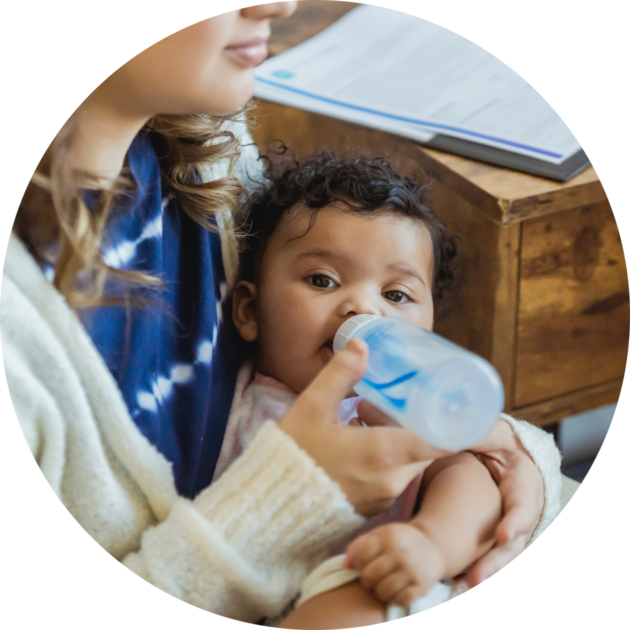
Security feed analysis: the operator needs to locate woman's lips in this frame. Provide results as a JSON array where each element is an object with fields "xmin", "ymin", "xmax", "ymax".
[{"xmin": 224, "ymin": 38, "xmax": 269, "ymax": 68}]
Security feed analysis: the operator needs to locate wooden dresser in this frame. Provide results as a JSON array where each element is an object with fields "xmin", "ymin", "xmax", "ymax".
[{"xmin": 251, "ymin": 1, "xmax": 629, "ymax": 427}]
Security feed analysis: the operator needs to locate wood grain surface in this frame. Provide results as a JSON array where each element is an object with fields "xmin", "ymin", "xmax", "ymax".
[
  {"xmin": 513, "ymin": 379, "xmax": 624, "ymax": 427},
  {"xmin": 515, "ymin": 200, "xmax": 629, "ymax": 407}
]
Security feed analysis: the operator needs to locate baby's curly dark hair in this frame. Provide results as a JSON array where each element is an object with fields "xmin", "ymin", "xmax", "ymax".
[{"xmin": 237, "ymin": 150, "xmax": 459, "ymax": 315}]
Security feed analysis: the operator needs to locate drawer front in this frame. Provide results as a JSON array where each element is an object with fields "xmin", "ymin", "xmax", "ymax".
[{"xmin": 515, "ymin": 201, "xmax": 629, "ymax": 407}]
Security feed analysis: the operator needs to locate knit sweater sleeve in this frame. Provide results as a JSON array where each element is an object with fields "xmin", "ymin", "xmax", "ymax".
[
  {"xmin": 1, "ymin": 235, "xmax": 363, "ymax": 622},
  {"xmin": 123, "ymin": 422, "xmax": 363, "ymax": 620}
]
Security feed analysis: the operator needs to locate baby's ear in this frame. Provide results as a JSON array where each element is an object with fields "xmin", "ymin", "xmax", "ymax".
[{"xmin": 232, "ymin": 280, "xmax": 258, "ymax": 342}]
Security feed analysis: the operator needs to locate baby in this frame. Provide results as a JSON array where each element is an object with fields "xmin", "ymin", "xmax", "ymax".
[{"xmin": 215, "ymin": 152, "xmax": 502, "ymax": 626}]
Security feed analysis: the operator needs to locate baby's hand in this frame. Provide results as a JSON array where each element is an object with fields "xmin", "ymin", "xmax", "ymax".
[{"xmin": 345, "ymin": 523, "xmax": 445, "ymax": 607}]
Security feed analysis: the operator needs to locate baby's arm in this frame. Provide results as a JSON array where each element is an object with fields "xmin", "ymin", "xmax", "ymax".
[
  {"xmin": 414, "ymin": 450, "xmax": 503, "ymax": 576},
  {"xmin": 347, "ymin": 451, "xmax": 502, "ymax": 607}
]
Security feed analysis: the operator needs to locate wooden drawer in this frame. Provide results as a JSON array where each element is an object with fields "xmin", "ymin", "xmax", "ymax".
[{"xmin": 515, "ymin": 201, "xmax": 629, "ymax": 407}]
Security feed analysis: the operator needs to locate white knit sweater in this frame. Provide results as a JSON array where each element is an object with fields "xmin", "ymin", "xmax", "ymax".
[{"xmin": 1, "ymin": 143, "xmax": 562, "ymax": 620}]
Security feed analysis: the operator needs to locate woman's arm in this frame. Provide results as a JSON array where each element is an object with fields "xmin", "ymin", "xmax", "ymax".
[{"xmin": 121, "ymin": 422, "xmax": 365, "ymax": 621}]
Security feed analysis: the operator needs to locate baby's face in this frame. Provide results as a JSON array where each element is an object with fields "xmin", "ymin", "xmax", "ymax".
[{"xmin": 234, "ymin": 202, "xmax": 435, "ymax": 394}]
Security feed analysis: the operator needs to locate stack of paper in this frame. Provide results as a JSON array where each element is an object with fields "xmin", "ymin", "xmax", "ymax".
[{"xmin": 254, "ymin": 5, "xmax": 588, "ymax": 181}]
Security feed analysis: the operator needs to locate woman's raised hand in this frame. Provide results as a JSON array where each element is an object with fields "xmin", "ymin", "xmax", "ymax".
[{"xmin": 277, "ymin": 339, "xmax": 448, "ymax": 517}]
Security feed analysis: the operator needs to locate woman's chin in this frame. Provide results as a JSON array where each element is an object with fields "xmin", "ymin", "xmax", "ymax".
[{"xmin": 198, "ymin": 77, "xmax": 255, "ymax": 116}]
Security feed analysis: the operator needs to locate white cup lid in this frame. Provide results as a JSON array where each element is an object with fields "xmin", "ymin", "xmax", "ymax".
[{"xmin": 333, "ymin": 314, "xmax": 381, "ymax": 354}]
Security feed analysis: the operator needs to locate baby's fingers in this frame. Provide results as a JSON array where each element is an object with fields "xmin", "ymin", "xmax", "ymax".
[
  {"xmin": 359, "ymin": 554, "xmax": 397, "ymax": 590},
  {"xmin": 346, "ymin": 532, "xmax": 383, "ymax": 570},
  {"xmin": 373, "ymin": 571, "xmax": 413, "ymax": 604},
  {"xmin": 393, "ymin": 585, "xmax": 425, "ymax": 608}
]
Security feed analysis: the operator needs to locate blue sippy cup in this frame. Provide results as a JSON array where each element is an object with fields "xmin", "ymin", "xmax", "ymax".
[{"xmin": 333, "ymin": 315, "xmax": 504, "ymax": 450}]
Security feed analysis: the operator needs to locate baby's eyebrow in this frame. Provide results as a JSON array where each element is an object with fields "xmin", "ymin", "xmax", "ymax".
[
  {"xmin": 293, "ymin": 248, "xmax": 348, "ymax": 262},
  {"xmin": 386, "ymin": 263, "xmax": 428, "ymax": 287}
]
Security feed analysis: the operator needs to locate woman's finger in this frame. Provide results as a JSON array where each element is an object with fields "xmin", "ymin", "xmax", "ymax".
[
  {"xmin": 454, "ymin": 509, "xmax": 531, "ymax": 592},
  {"xmin": 456, "ymin": 535, "xmax": 527, "ymax": 589},
  {"xmin": 356, "ymin": 400, "xmax": 402, "ymax": 428},
  {"xmin": 496, "ymin": 502, "xmax": 537, "ymax": 545},
  {"xmin": 495, "ymin": 453, "xmax": 543, "ymax": 544},
  {"xmin": 356, "ymin": 404, "xmax": 453, "ymax": 465},
  {"xmin": 455, "ymin": 492, "xmax": 532, "ymax": 588},
  {"xmin": 363, "ymin": 426, "xmax": 451, "ymax": 467},
  {"xmin": 294, "ymin": 339, "xmax": 368, "ymax": 421},
  {"xmin": 469, "ymin": 417, "xmax": 518, "ymax": 453}
]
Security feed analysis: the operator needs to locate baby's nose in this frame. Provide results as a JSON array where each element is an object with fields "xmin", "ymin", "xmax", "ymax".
[{"xmin": 339, "ymin": 293, "xmax": 380, "ymax": 318}]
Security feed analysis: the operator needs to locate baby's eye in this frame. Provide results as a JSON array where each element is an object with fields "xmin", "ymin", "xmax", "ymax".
[
  {"xmin": 309, "ymin": 274, "xmax": 336, "ymax": 289},
  {"xmin": 383, "ymin": 290, "xmax": 409, "ymax": 304}
]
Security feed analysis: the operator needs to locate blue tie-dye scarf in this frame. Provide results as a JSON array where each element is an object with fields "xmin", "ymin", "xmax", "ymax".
[{"xmin": 45, "ymin": 132, "xmax": 240, "ymax": 498}]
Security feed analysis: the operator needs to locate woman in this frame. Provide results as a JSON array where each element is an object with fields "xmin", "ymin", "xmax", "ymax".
[{"xmin": 2, "ymin": 2, "xmax": 560, "ymax": 623}]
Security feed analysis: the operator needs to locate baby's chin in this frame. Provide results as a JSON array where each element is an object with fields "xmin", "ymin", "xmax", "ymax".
[
  {"xmin": 291, "ymin": 376, "xmax": 358, "ymax": 399},
  {"xmin": 266, "ymin": 351, "xmax": 361, "ymax": 400}
]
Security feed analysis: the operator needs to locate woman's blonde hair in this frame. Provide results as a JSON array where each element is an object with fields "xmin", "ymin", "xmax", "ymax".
[{"xmin": 15, "ymin": 109, "xmax": 248, "ymax": 309}]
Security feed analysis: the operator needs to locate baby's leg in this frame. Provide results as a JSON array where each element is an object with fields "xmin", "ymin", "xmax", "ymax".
[{"xmin": 278, "ymin": 581, "xmax": 386, "ymax": 630}]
